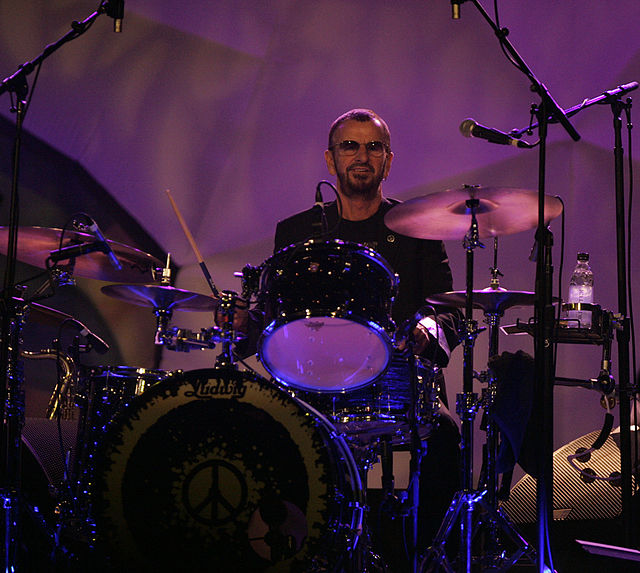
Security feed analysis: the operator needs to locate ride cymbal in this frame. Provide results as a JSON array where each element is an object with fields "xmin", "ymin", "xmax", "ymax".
[{"xmin": 385, "ymin": 186, "xmax": 563, "ymax": 240}]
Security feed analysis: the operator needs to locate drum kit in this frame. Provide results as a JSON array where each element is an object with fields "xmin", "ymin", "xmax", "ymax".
[{"xmin": 1, "ymin": 186, "xmax": 570, "ymax": 572}]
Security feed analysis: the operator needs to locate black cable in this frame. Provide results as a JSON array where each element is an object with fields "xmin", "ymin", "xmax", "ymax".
[
  {"xmin": 554, "ymin": 196, "xmax": 566, "ymax": 374},
  {"xmin": 317, "ymin": 179, "xmax": 343, "ymax": 237},
  {"xmin": 22, "ymin": 62, "xmax": 42, "ymax": 120},
  {"xmin": 493, "ymin": 0, "xmax": 526, "ymax": 75}
]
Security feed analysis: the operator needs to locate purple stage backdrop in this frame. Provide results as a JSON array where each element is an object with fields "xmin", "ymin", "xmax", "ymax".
[{"xmin": 0, "ymin": 1, "xmax": 639, "ymax": 491}]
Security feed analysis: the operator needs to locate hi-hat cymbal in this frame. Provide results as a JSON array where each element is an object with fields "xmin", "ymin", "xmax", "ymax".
[
  {"xmin": 426, "ymin": 287, "xmax": 538, "ymax": 315},
  {"xmin": 101, "ymin": 284, "xmax": 219, "ymax": 312},
  {"xmin": 385, "ymin": 186, "xmax": 563, "ymax": 240},
  {"xmin": 0, "ymin": 226, "xmax": 163, "ymax": 283}
]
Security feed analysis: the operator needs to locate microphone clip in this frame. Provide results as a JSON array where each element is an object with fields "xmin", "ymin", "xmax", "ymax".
[{"xmin": 312, "ymin": 182, "xmax": 329, "ymax": 238}]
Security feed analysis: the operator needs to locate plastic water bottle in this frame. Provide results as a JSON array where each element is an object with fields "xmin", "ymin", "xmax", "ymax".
[{"xmin": 566, "ymin": 252, "xmax": 594, "ymax": 328}]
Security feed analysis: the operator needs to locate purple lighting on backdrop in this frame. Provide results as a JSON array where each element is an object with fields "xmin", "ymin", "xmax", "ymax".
[{"xmin": 0, "ymin": 2, "xmax": 638, "ymax": 569}]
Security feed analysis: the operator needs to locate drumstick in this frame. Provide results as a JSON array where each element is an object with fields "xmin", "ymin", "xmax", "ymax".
[{"xmin": 165, "ymin": 189, "xmax": 220, "ymax": 298}]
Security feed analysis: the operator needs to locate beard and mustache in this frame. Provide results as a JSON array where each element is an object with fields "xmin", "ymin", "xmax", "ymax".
[{"xmin": 336, "ymin": 161, "xmax": 386, "ymax": 200}]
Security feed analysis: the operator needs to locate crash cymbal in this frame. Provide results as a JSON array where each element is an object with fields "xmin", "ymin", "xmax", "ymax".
[
  {"xmin": 426, "ymin": 287, "xmax": 538, "ymax": 315},
  {"xmin": 384, "ymin": 186, "xmax": 563, "ymax": 240},
  {"xmin": 101, "ymin": 284, "xmax": 219, "ymax": 312},
  {"xmin": 0, "ymin": 226, "xmax": 163, "ymax": 283}
]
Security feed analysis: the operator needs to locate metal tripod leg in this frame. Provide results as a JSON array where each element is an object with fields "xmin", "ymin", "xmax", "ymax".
[
  {"xmin": 420, "ymin": 488, "xmax": 538, "ymax": 572},
  {"xmin": 421, "ymin": 230, "xmax": 543, "ymax": 571}
]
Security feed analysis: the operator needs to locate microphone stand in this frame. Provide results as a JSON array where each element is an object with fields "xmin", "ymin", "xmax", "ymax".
[
  {"xmin": 464, "ymin": 1, "xmax": 638, "ymax": 565},
  {"xmin": 0, "ymin": 4, "xmax": 120, "ymax": 570},
  {"xmin": 519, "ymin": 90, "xmax": 637, "ymax": 548},
  {"xmin": 460, "ymin": 3, "xmax": 580, "ymax": 571},
  {"xmin": 609, "ymin": 96, "xmax": 635, "ymax": 547}
]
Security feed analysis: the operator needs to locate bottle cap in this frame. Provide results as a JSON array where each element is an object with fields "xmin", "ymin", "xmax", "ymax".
[{"xmin": 577, "ymin": 252, "xmax": 589, "ymax": 262}]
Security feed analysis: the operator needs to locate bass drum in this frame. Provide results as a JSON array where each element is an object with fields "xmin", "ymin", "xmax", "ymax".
[{"xmin": 91, "ymin": 368, "xmax": 364, "ymax": 572}]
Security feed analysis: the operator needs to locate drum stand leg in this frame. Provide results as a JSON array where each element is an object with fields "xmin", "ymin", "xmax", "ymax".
[
  {"xmin": 406, "ymin": 351, "xmax": 428, "ymax": 573},
  {"xmin": 1, "ymin": 297, "xmax": 27, "ymax": 572},
  {"xmin": 420, "ymin": 384, "xmax": 538, "ymax": 572},
  {"xmin": 356, "ymin": 457, "xmax": 391, "ymax": 573},
  {"xmin": 406, "ymin": 437, "xmax": 426, "ymax": 573},
  {"xmin": 374, "ymin": 352, "xmax": 427, "ymax": 573}
]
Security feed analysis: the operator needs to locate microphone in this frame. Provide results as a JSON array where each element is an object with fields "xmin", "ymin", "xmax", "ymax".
[
  {"xmin": 460, "ymin": 118, "xmax": 533, "ymax": 149},
  {"xmin": 85, "ymin": 217, "xmax": 122, "ymax": 270},
  {"xmin": 315, "ymin": 185, "xmax": 324, "ymax": 209},
  {"xmin": 106, "ymin": 0, "xmax": 125, "ymax": 33},
  {"xmin": 451, "ymin": 0, "xmax": 462, "ymax": 19},
  {"xmin": 70, "ymin": 319, "xmax": 110, "ymax": 354}
]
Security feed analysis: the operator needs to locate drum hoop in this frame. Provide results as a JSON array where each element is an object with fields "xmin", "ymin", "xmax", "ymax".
[
  {"xmin": 262, "ymin": 238, "xmax": 399, "ymax": 290},
  {"xmin": 262, "ymin": 311, "xmax": 396, "ymax": 337},
  {"xmin": 89, "ymin": 365, "xmax": 170, "ymax": 379},
  {"xmin": 259, "ymin": 318, "xmax": 394, "ymax": 393},
  {"xmin": 288, "ymin": 393, "xmax": 364, "ymax": 496}
]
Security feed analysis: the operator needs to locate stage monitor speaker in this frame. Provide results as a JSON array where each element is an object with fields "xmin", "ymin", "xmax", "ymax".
[{"xmin": 500, "ymin": 429, "xmax": 637, "ymax": 523}]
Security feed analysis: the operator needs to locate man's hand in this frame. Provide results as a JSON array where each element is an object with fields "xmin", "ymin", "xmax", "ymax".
[{"xmin": 396, "ymin": 321, "xmax": 433, "ymax": 355}]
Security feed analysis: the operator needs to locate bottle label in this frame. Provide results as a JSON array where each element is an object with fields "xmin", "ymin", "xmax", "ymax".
[{"xmin": 566, "ymin": 285, "xmax": 593, "ymax": 328}]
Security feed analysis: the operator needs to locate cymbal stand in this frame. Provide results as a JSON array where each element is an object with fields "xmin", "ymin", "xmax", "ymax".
[
  {"xmin": 476, "ymin": 249, "xmax": 537, "ymax": 570},
  {"xmin": 214, "ymin": 290, "xmax": 241, "ymax": 369},
  {"xmin": 477, "ymin": 240, "xmax": 504, "ymax": 557},
  {"xmin": 421, "ymin": 203, "xmax": 538, "ymax": 572},
  {"xmin": 459, "ymin": 197, "xmax": 483, "ymax": 569},
  {"xmin": 421, "ymin": 196, "xmax": 483, "ymax": 571},
  {"xmin": 479, "ymin": 238, "xmax": 510, "ymax": 516}
]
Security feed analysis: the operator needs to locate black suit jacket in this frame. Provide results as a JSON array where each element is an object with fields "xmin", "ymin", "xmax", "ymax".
[{"xmin": 271, "ymin": 199, "xmax": 461, "ymax": 364}]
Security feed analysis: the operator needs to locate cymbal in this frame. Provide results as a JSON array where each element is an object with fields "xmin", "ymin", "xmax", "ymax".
[
  {"xmin": 426, "ymin": 287, "xmax": 538, "ymax": 315},
  {"xmin": 101, "ymin": 284, "xmax": 219, "ymax": 312},
  {"xmin": 28, "ymin": 302, "xmax": 74, "ymax": 327},
  {"xmin": 0, "ymin": 226, "xmax": 163, "ymax": 283},
  {"xmin": 384, "ymin": 186, "xmax": 563, "ymax": 240}
]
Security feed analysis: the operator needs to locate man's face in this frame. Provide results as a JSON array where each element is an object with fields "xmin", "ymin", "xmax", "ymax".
[{"xmin": 324, "ymin": 119, "xmax": 393, "ymax": 200}]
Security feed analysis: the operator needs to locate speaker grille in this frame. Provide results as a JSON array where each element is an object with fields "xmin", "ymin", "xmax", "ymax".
[
  {"xmin": 501, "ymin": 430, "xmax": 637, "ymax": 523},
  {"xmin": 21, "ymin": 417, "xmax": 78, "ymax": 486}
]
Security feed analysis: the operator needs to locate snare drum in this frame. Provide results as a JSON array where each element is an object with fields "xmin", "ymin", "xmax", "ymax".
[
  {"xmin": 90, "ymin": 368, "xmax": 364, "ymax": 572},
  {"xmin": 259, "ymin": 240, "xmax": 398, "ymax": 392}
]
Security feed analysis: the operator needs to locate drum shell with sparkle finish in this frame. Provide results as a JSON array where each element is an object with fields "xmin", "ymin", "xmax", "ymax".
[
  {"xmin": 293, "ymin": 353, "xmax": 441, "ymax": 447},
  {"xmin": 78, "ymin": 365, "xmax": 171, "ymax": 428},
  {"xmin": 258, "ymin": 239, "xmax": 399, "ymax": 393}
]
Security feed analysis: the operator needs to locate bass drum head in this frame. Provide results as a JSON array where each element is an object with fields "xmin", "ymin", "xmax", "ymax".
[{"xmin": 92, "ymin": 368, "xmax": 362, "ymax": 572}]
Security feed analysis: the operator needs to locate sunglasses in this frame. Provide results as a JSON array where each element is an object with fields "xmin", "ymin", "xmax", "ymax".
[{"xmin": 328, "ymin": 140, "xmax": 389, "ymax": 157}]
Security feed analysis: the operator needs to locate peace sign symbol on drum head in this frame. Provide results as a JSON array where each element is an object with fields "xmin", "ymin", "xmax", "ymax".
[{"xmin": 182, "ymin": 459, "xmax": 248, "ymax": 526}]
